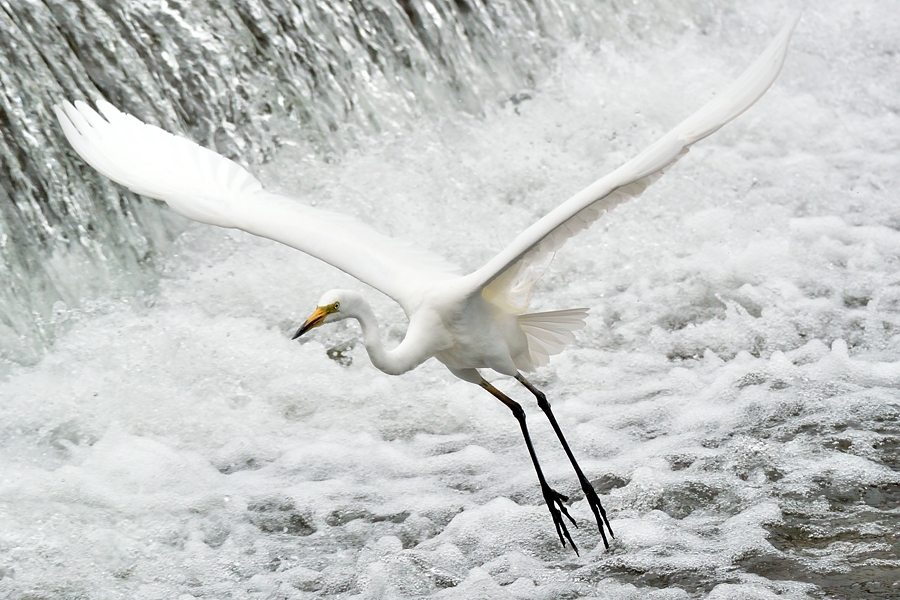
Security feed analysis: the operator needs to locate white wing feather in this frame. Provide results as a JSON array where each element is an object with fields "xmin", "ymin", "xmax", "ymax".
[
  {"xmin": 471, "ymin": 15, "xmax": 799, "ymax": 297},
  {"xmin": 55, "ymin": 100, "xmax": 460, "ymax": 309}
]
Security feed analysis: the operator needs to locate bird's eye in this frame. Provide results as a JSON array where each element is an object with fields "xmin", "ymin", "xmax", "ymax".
[{"xmin": 333, "ymin": 301, "xmax": 340, "ymax": 310}]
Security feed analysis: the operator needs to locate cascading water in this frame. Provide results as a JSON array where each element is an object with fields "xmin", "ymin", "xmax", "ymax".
[{"xmin": 1, "ymin": 0, "xmax": 633, "ymax": 364}]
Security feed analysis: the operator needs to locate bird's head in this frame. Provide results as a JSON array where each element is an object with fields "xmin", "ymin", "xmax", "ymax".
[{"xmin": 292, "ymin": 289, "xmax": 360, "ymax": 339}]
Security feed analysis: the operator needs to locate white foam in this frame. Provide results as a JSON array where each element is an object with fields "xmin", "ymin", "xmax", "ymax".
[{"xmin": 2, "ymin": 1, "xmax": 899, "ymax": 598}]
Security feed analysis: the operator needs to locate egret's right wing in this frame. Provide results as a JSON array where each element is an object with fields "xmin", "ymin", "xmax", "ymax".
[
  {"xmin": 469, "ymin": 15, "xmax": 799, "ymax": 298},
  {"xmin": 56, "ymin": 100, "xmax": 461, "ymax": 308}
]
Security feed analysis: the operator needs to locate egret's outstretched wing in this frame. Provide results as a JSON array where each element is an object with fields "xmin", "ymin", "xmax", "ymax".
[
  {"xmin": 470, "ymin": 15, "xmax": 799, "ymax": 297},
  {"xmin": 56, "ymin": 100, "xmax": 460, "ymax": 308}
]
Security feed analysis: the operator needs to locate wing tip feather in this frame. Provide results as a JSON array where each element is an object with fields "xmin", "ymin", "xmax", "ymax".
[{"xmin": 470, "ymin": 17, "xmax": 798, "ymax": 294}]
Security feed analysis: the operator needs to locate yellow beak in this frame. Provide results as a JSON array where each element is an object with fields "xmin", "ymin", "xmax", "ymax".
[{"xmin": 292, "ymin": 306, "xmax": 329, "ymax": 339}]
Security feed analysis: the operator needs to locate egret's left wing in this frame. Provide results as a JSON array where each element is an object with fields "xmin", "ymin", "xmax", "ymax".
[
  {"xmin": 469, "ymin": 15, "xmax": 799, "ymax": 297},
  {"xmin": 55, "ymin": 100, "xmax": 461, "ymax": 309}
]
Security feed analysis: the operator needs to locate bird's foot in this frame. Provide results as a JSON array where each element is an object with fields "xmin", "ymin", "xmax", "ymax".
[
  {"xmin": 541, "ymin": 484, "xmax": 579, "ymax": 554},
  {"xmin": 578, "ymin": 475, "xmax": 614, "ymax": 549}
]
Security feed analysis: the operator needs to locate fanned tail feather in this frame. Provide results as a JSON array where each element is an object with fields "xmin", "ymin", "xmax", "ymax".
[{"xmin": 515, "ymin": 308, "xmax": 589, "ymax": 371}]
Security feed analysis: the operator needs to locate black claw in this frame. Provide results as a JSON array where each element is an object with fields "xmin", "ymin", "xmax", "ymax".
[
  {"xmin": 542, "ymin": 485, "xmax": 579, "ymax": 554},
  {"xmin": 557, "ymin": 498, "xmax": 577, "ymax": 527},
  {"xmin": 578, "ymin": 475, "xmax": 613, "ymax": 549}
]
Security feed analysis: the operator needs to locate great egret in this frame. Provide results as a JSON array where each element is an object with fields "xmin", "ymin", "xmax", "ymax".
[{"xmin": 56, "ymin": 16, "xmax": 798, "ymax": 553}]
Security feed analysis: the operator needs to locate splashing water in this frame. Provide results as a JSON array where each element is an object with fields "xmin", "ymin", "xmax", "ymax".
[{"xmin": 1, "ymin": 1, "xmax": 899, "ymax": 599}]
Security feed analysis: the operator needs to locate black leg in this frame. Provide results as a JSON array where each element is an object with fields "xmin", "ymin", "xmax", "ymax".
[
  {"xmin": 479, "ymin": 379, "xmax": 579, "ymax": 554},
  {"xmin": 516, "ymin": 374, "xmax": 613, "ymax": 549}
]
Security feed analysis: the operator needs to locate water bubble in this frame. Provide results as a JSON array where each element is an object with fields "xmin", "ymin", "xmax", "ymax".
[{"xmin": 51, "ymin": 301, "xmax": 69, "ymax": 323}]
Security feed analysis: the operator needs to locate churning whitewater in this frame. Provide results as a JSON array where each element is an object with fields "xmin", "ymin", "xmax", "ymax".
[{"xmin": 1, "ymin": 1, "xmax": 899, "ymax": 599}]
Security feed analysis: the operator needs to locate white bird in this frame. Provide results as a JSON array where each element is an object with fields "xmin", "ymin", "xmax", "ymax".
[{"xmin": 56, "ymin": 16, "xmax": 798, "ymax": 553}]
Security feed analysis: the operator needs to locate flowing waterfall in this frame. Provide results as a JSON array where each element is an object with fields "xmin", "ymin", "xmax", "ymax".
[{"xmin": 0, "ymin": 0, "xmax": 708, "ymax": 364}]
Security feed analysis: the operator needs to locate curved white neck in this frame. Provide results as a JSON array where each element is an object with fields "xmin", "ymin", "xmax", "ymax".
[{"xmin": 351, "ymin": 301, "xmax": 428, "ymax": 376}]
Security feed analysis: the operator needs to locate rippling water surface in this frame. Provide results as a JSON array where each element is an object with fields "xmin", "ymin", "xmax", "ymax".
[{"xmin": 1, "ymin": 1, "xmax": 899, "ymax": 598}]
